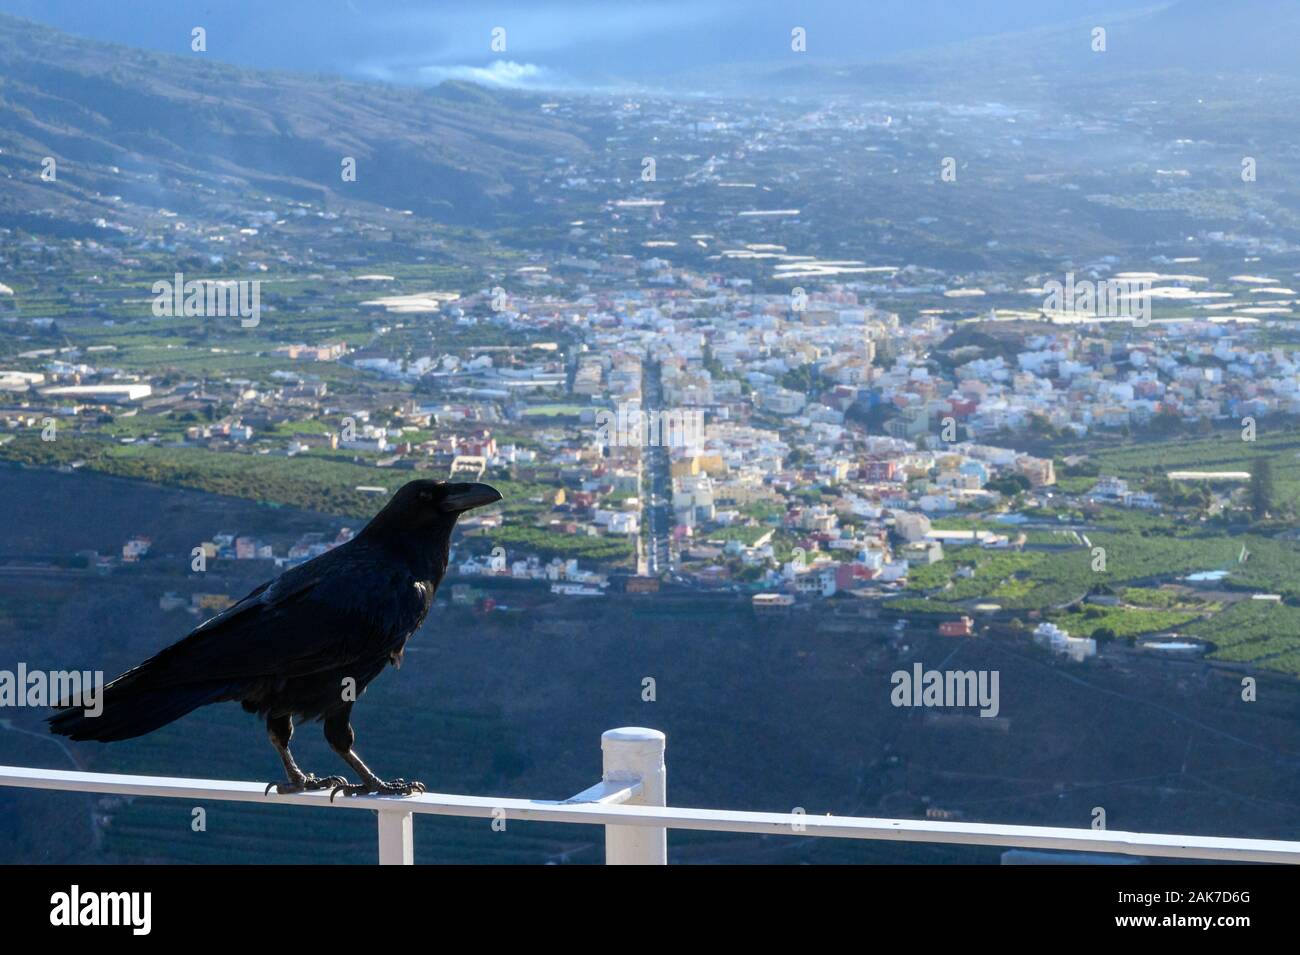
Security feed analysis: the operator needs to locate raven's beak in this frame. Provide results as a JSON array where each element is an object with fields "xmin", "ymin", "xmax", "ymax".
[{"xmin": 442, "ymin": 482, "xmax": 502, "ymax": 513}]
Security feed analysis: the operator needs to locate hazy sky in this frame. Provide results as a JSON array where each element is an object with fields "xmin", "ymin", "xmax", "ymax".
[{"xmin": 0, "ymin": 0, "xmax": 1164, "ymax": 88}]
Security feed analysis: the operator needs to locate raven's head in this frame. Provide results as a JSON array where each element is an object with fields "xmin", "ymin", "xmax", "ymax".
[
  {"xmin": 365, "ymin": 479, "xmax": 502, "ymax": 540},
  {"xmin": 410, "ymin": 479, "xmax": 502, "ymax": 518}
]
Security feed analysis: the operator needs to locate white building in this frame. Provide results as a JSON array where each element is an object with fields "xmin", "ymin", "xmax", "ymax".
[{"xmin": 1033, "ymin": 622, "xmax": 1097, "ymax": 662}]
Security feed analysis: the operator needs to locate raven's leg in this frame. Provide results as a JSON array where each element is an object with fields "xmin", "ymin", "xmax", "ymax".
[
  {"xmin": 323, "ymin": 704, "xmax": 425, "ymax": 800},
  {"xmin": 264, "ymin": 713, "xmax": 349, "ymax": 795}
]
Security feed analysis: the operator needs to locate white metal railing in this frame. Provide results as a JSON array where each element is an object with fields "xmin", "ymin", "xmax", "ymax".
[{"xmin": 3, "ymin": 726, "xmax": 1299, "ymax": 865}]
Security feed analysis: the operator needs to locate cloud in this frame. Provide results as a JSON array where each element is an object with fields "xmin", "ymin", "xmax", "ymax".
[
  {"xmin": 344, "ymin": 1, "xmax": 739, "ymax": 86},
  {"xmin": 416, "ymin": 59, "xmax": 555, "ymax": 89}
]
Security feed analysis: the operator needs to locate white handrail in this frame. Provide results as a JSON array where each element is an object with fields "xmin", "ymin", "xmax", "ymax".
[{"xmin": 2, "ymin": 727, "xmax": 1298, "ymax": 865}]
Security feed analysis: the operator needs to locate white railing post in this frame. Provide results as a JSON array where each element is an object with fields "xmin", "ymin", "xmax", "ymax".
[
  {"xmin": 602, "ymin": 727, "xmax": 667, "ymax": 865},
  {"xmin": 377, "ymin": 809, "xmax": 413, "ymax": 865}
]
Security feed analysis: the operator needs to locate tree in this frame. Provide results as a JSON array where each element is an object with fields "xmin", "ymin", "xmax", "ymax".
[
  {"xmin": 1250, "ymin": 458, "xmax": 1274, "ymax": 521},
  {"xmin": 987, "ymin": 473, "xmax": 1031, "ymax": 496}
]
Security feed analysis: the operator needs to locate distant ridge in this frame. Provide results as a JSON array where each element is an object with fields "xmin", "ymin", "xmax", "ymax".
[
  {"xmin": 681, "ymin": 0, "xmax": 1300, "ymax": 96},
  {"xmin": 0, "ymin": 14, "xmax": 591, "ymax": 228}
]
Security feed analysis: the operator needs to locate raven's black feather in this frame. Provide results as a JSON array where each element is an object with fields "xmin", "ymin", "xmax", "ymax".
[{"xmin": 48, "ymin": 480, "xmax": 500, "ymax": 743}]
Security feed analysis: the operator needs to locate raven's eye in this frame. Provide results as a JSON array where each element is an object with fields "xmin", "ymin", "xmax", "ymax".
[{"xmin": 419, "ymin": 490, "xmax": 434, "ymax": 502}]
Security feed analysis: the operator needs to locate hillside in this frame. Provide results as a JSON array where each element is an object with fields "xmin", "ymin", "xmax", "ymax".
[
  {"xmin": 693, "ymin": 0, "xmax": 1300, "ymax": 101},
  {"xmin": 0, "ymin": 14, "xmax": 591, "ymax": 229}
]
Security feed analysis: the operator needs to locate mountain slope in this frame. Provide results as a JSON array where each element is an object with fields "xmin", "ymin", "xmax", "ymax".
[
  {"xmin": 0, "ymin": 14, "xmax": 590, "ymax": 229},
  {"xmin": 687, "ymin": 0, "xmax": 1300, "ymax": 98}
]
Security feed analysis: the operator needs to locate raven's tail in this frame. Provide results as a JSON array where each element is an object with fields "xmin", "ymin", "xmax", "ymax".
[{"xmin": 48, "ymin": 672, "xmax": 235, "ymax": 742}]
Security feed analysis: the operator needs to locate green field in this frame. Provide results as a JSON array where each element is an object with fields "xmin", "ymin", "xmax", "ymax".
[
  {"xmin": 1049, "ymin": 606, "xmax": 1202, "ymax": 641},
  {"xmin": 1186, "ymin": 601, "xmax": 1300, "ymax": 675},
  {"xmin": 1086, "ymin": 428, "xmax": 1300, "ymax": 515},
  {"xmin": 0, "ymin": 434, "xmax": 638, "ymax": 565}
]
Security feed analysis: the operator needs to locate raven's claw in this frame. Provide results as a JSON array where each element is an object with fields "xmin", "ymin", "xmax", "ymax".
[
  {"xmin": 265, "ymin": 774, "xmax": 351, "ymax": 796},
  {"xmin": 329, "ymin": 778, "xmax": 426, "ymax": 802}
]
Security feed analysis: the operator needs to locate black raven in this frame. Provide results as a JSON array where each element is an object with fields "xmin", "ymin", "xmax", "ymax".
[{"xmin": 49, "ymin": 479, "xmax": 502, "ymax": 798}]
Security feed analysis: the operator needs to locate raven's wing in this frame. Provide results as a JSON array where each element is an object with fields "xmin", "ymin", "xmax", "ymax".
[{"xmin": 109, "ymin": 546, "xmax": 425, "ymax": 692}]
